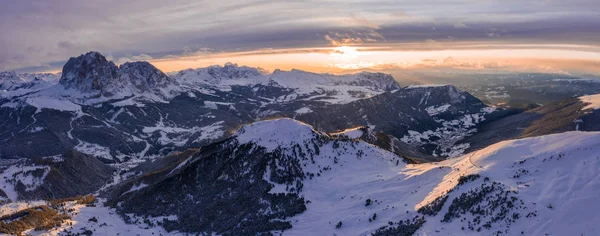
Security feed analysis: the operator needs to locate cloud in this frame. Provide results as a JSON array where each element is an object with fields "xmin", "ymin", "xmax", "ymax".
[
  {"xmin": 324, "ymin": 29, "xmax": 385, "ymax": 46},
  {"xmin": 390, "ymin": 11, "xmax": 409, "ymax": 18},
  {"xmin": 2, "ymin": 0, "xmax": 600, "ymax": 72},
  {"xmin": 116, "ymin": 54, "xmax": 154, "ymax": 65},
  {"xmin": 453, "ymin": 22, "xmax": 468, "ymax": 29},
  {"xmin": 58, "ymin": 41, "xmax": 74, "ymax": 49},
  {"xmin": 346, "ymin": 15, "xmax": 380, "ymax": 29},
  {"xmin": 325, "ymin": 34, "xmax": 363, "ymax": 46}
]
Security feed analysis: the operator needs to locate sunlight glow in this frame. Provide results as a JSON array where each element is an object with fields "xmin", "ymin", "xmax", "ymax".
[
  {"xmin": 149, "ymin": 43, "xmax": 600, "ymax": 76},
  {"xmin": 332, "ymin": 46, "xmax": 360, "ymax": 60}
]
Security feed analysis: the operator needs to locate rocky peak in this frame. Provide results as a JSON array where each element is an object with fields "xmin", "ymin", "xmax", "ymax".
[
  {"xmin": 59, "ymin": 51, "xmax": 123, "ymax": 96},
  {"xmin": 119, "ymin": 61, "xmax": 174, "ymax": 93},
  {"xmin": 0, "ymin": 71, "xmax": 19, "ymax": 80},
  {"xmin": 353, "ymin": 72, "xmax": 401, "ymax": 90},
  {"xmin": 0, "ymin": 71, "xmax": 23, "ymax": 90},
  {"xmin": 268, "ymin": 69, "xmax": 400, "ymax": 92},
  {"xmin": 207, "ymin": 62, "xmax": 264, "ymax": 79}
]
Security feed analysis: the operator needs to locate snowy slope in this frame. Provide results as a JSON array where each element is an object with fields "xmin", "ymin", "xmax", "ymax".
[
  {"xmin": 0, "ymin": 163, "xmax": 50, "ymax": 202},
  {"xmin": 285, "ymin": 131, "xmax": 600, "ymax": 235},
  {"xmin": 21, "ymin": 200, "xmax": 180, "ymax": 236},
  {"xmin": 106, "ymin": 118, "xmax": 600, "ymax": 235},
  {"xmin": 0, "ymin": 71, "xmax": 58, "ymax": 98},
  {"xmin": 13, "ymin": 118, "xmax": 600, "ymax": 235},
  {"xmin": 111, "ymin": 118, "xmax": 405, "ymax": 234}
]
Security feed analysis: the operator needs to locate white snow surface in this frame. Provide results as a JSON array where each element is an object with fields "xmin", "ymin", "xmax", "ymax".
[
  {"xmin": 12, "ymin": 119, "xmax": 600, "ymax": 236},
  {"xmin": 0, "ymin": 164, "xmax": 50, "ymax": 201},
  {"xmin": 425, "ymin": 104, "xmax": 451, "ymax": 116},
  {"xmin": 25, "ymin": 97, "xmax": 82, "ymax": 113},
  {"xmin": 235, "ymin": 118, "xmax": 321, "ymax": 152},
  {"xmin": 141, "ymin": 118, "xmax": 225, "ymax": 146},
  {"xmin": 74, "ymin": 140, "xmax": 114, "ymax": 161},
  {"xmin": 294, "ymin": 107, "xmax": 313, "ymax": 114},
  {"xmin": 23, "ymin": 200, "xmax": 182, "ymax": 236},
  {"xmin": 0, "ymin": 71, "xmax": 58, "ymax": 98},
  {"xmin": 282, "ymin": 131, "xmax": 600, "ymax": 235},
  {"xmin": 580, "ymin": 93, "xmax": 600, "ymax": 110}
]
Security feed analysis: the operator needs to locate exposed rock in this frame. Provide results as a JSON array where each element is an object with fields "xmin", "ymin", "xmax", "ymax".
[{"xmin": 59, "ymin": 51, "xmax": 122, "ymax": 96}]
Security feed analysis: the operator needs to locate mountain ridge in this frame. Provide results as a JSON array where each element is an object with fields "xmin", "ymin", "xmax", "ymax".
[
  {"xmin": 0, "ymin": 51, "xmax": 495, "ymax": 163},
  {"xmin": 103, "ymin": 118, "xmax": 600, "ymax": 235}
]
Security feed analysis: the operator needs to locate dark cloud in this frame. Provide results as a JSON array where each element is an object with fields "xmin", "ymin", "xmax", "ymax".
[
  {"xmin": 58, "ymin": 41, "xmax": 74, "ymax": 49},
  {"xmin": 1, "ymin": 0, "xmax": 599, "ymax": 72}
]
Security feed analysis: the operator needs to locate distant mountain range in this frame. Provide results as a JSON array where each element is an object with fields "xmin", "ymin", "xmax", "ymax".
[
  {"xmin": 1, "ymin": 51, "xmax": 600, "ymax": 235},
  {"xmin": 0, "ymin": 51, "xmax": 494, "ymax": 163}
]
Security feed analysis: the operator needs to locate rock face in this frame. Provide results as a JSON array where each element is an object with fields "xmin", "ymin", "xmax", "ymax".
[
  {"xmin": 58, "ymin": 51, "xmax": 178, "ymax": 99},
  {"xmin": 349, "ymin": 72, "xmax": 400, "ymax": 90},
  {"xmin": 59, "ymin": 51, "xmax": 123, "ymax": 96},
  {"xmin": 119, "ymin": 61, "xmax": 174, "ymax": 94},
  {"xmin": 207, "ymin": 62, "xmax": 264, "ymax": 79}
]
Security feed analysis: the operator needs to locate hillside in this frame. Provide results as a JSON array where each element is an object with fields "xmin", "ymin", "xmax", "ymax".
[
  {"xmin": 461, "ymin": 94, "xmax": 600, "ymax": 152},
  {"xmin": 90, "ymin": 119, "xmax": 600, "ymax": 235}
]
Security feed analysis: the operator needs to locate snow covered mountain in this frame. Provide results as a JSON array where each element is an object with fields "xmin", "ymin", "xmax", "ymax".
[
  {"xmin": 0, "ymin": 71, "xmax": 57, "ymax": 98},
  {"xmin": 0, "ymin": 51, "xmax": 495, "ymax": 163},
  {"xmin": 173, "ymin": 63, "xmax": 400, "ymax": 104},
  {"xmin": 56, "ymin": 51, "xmax": 180, "ymax": 102},
  {"xmin": 296, "ymin": 84, "xmax": 494, "ymax": 158},
  {"xmin": 0, "ymin": 71, "xmax": 26, "ymax": 91},
  {"xmin": 1, "ymin": 51, "xmax": 599, "ymax": 235},
  {"xmin": 102, "ymin": 118, "xmax": 600, "ymax": 235}
]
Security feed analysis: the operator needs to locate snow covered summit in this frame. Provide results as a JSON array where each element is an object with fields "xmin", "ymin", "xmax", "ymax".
[
  {"xmin": 173, "ymin": 63, "xmax": 401, "ymax": 104},
  {"xmin": 235, "ymin": 118, "xmax": 324, "ymax": 151},
  {"xmin": 0, "ymin": 71, "xmax": 25, "ymax": 90},
  {"xmin": 0, "ymin": 71, "xmax": 58, "ymax": 98}
]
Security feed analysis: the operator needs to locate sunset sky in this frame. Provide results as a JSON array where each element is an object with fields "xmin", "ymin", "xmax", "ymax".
[{"xmin": 2, "ymin": 0, "xmax": 600, "ymax": 77}]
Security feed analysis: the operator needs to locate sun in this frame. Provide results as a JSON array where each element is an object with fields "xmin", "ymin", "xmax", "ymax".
[{"xmin": 332, "ymin": 46, "xmax": 360, "ymax": 60}]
